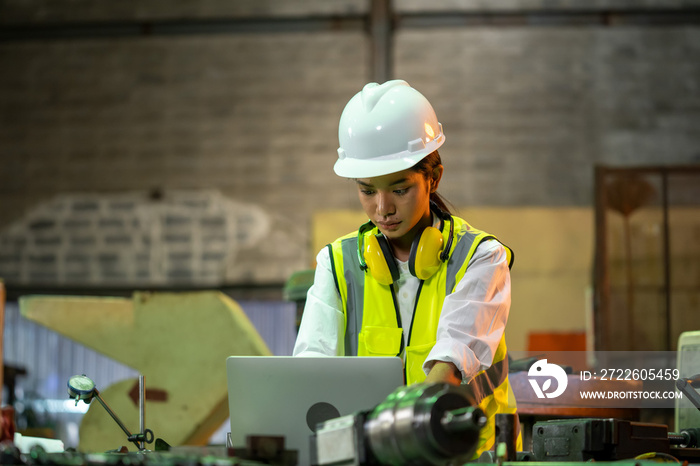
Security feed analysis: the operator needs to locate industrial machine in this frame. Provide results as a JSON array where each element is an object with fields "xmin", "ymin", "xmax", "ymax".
[{"xmin": 4, "ymin": 377, "xmax": 700, "ymax": 466}]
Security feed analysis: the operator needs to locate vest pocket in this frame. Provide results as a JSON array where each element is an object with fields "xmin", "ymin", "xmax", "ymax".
[
  {"xmin": 358, "ymin": 326, "xmax": 403, "ymax": 356},
  {"xmin": 405, "ymin": 341, "xmax": 436, "ymax": 384}
]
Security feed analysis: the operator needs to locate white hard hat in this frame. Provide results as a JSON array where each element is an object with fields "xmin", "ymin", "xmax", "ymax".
[{"xmin": 334, "ymin": 80, "xmax": 445, "ymax": 178}]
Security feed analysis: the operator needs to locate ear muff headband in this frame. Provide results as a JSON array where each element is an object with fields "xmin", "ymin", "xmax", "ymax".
[
  {"xmin": 357, "ymin": 220, "xmax": 375, "ymax": 271},
  {"xmin": 430, "ymin": 201, "xmax": 454, "ymax": 262},
  {"xmin": 440, "ymin": 210, "xmax": 454, "ymax": 262}
]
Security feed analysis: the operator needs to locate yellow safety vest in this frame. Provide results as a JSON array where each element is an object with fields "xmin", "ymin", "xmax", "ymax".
[{"xmin": 327, "ymin": 215, "xmax": 522, "ymax": 458}]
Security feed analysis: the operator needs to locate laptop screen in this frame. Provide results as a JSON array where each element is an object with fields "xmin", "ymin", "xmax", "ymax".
[{"xmin": 226, "ymin": 355, "xmax": 404, "ymax": 465}]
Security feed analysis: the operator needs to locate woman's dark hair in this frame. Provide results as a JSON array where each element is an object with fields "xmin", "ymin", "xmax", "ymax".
[{"xmin": 410, "ymin": 150, "xmax": 453, "ymax": 215}]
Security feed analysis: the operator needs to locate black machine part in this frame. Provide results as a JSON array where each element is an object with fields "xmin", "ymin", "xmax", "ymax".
[
  {"xmin": 668, "ymin": 428, "xmax": 699, "ymax": 449},
  {"xmin": 532, "ymin": 418, "xmax": 670, "ymax": 462}
]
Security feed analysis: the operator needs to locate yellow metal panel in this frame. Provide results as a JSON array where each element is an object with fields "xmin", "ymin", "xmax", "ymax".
[{"xmin": 20, "ymin": 291, "xmax": 271, "ymax": 452}]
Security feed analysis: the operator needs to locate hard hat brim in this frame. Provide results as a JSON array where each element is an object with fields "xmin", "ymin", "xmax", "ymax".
[
  {"xmin": 333, "ymin": 151, "xmax": 428, "ymax": 178},
  {"xmin": 333, "ymin": 137, "xmax": 444, "ymax": 179}
]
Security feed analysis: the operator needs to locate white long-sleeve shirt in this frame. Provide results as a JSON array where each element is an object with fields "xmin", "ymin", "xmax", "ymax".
[{"xmin": 293, "ymin": 238, "xmax": 511, "ymax": 383}]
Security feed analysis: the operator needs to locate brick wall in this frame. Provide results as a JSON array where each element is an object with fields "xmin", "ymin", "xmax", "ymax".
[
  {"xmin": 0, "ymin": 190, "xmax": 302, "ymax": 285},
  {"xmin": 397, "ymin": 26, "xmax": 700, "ymax": 206},
  {"xmin": 1, "ymin": 1, "xmax": 699, "ymax": 287}
]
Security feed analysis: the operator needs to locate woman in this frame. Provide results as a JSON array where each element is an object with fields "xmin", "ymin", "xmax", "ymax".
[{"xmin": 293, "ymin": 80, "xmax": 520, "ymax": 457}]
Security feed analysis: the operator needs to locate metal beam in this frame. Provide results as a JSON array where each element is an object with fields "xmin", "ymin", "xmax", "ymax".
[
  {"xmin": 0, "ymin": 15, "xmax": 366, "ymax": 42},
  {"xmin": 397, "ymin": 8, "xmax": 700, "ymax": 28},
  {"xmin": 3, "ymin": 8, "xmax": 699, "ymax": 42},
  {"xmin": 369, "ymin": 0, "xmax": 393, "ymax": 83}
]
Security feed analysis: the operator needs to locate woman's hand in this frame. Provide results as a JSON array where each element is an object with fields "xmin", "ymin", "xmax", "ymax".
[{"xmin": 425, "ymin": 361, "xmax": 461, "ymax": 386}]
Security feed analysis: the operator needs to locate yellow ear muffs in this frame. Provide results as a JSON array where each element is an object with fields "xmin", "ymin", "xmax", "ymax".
[
  {"xmin": 408, "ymin": 226, "xmax": 444, "ymax": 280},
  {"xmin": 363, "ymin": 234, "xmax": 400, "ymax": 286}
]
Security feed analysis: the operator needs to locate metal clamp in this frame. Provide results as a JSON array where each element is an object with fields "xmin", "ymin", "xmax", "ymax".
[{"xmin": 68, "ymin": 374, "xmax": 154, "ymax": 451}]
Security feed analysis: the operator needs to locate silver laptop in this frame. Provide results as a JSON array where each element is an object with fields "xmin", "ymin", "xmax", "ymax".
[{"xmin": 226, "ymin": 356, "xmax": 404, "ymax": 465}]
